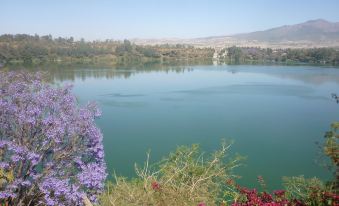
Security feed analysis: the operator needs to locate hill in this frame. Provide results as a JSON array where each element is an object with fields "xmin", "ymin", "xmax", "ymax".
[
  {"xmin": 234, "ymin": 19, "xmax": 339, "ymax": 42},
  {"xmin": 132, "ymin": 19, "xmax": 339, "ymax": 48}
]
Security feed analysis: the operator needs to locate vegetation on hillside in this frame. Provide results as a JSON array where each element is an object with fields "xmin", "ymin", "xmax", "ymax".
[
  {"xmin": 220, "ymin": 46, "xmax": 339, "ymax": 66},
  {"xmin": 0, "ymin": 34, "xmax": 214, "ymax": 65},
  {"xmin": 1, "ymin": 34, "xmax": 339, "ymax": 67}
]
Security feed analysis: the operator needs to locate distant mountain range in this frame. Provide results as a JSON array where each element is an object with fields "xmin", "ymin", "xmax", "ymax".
[
  {"xmin": 234, "ymin": 19, "xmax": 339, "ymax": 42},
  {"xmin": 132, "ymin": 19, "xmax": 339, "ymax": 48}
]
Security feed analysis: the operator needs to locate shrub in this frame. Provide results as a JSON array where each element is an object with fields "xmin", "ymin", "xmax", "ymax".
[
  {"xmin": 0, "ymin": 71, "xmax": 106, "ymax": 205},
  {"xmin": 100, "ymin": 142, "xmax": 243, "ymax": 206},
  {"xmin": 282, "ymin": 175, "xmax": 339, "ymax": 206},
  {"xmin": 230, "ymin": 187, "xmax": 295, "ymax": 206},
  {"xmin": 223, "ymin": 176, "xmax": 305, "ymax": 206}
]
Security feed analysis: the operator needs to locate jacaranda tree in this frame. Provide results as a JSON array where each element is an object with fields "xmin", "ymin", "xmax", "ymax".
[{"xmin": 0, "ymin": 71, "xmax": 106, "ymax": 205}]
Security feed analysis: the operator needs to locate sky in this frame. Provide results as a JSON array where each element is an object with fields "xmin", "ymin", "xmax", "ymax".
[{"xmin": 1, "ymin": 0, "xmax": 339, "ymax": 40}]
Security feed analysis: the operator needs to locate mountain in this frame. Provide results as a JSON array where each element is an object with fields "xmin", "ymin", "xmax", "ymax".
[
  {"xmin": 132, "ymin": 19, "xmax": 339, "ymax": 48},
  {"xmin": 234, "ymin": 19, "xmax": 339, "ymax": 42}
]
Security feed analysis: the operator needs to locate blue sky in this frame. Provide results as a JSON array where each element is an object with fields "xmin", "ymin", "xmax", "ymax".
[{"xmin": 1, "ymin": 0, "xmax": 339, "ymax": 40}]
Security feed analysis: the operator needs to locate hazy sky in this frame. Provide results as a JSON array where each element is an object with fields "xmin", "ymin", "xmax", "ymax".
[{"xmin": 1, "ymin": 0, "xmax": 339, "ymax": 40}]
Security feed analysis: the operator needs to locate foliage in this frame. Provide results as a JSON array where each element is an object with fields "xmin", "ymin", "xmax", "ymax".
[
  {"xmin": 230, "ymin": 187, "xmax": 295, "ymax": 206},
  {"xmin": 136, "ymin": 46, "xmax": 161, "ymax": 58},
  {"xmin": 323, "ymin": 121, "xmax": 339, "ymax": 177},
  {"xmin": 100, "ymin": 142, "xmax": 243, "ymax": 206},
  {"xmin": 282, "ymin": 176, "xmax": 339, "ymax": 206},
  {"xmin": 0, "ymin": 34, "xmax": 214, "ymax": 65},
  {"xmin": 225, "ymin": 175, "xmax": 337, "ymax": 206},
  {"xmin": 115, "ymin": 40, "xmax": 133, "ymax": 56},
  {"xmin": 0, "ymin": 71, "xmax": 106, "ymax": 205},
  {"xmin": 222, "ymin": 176, "xmax": 300, "ymax": 206},
  {"xmin": 1, "ymin": 34, "xmax": 338, "ymax": 66}
]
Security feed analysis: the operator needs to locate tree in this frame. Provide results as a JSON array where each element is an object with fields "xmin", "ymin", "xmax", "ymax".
[
  {"xmin": 115, "ymin": 40, "xmax": 134, "ymax": 56},
  {"xmin": 0, "ymin": 71, "xmax": 106, "ymax": 205},
  {"xmin": 136, "ymin": 46, "xmax": 161, "ymax": 58},
  {"xmin": 227, "ymin": 46, "xmax": 243, "ymax": 63}
]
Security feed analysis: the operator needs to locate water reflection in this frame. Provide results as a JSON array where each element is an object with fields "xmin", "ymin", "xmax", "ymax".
[
  {"xmin": 224, "ymin": 66, "xmax": 339, "ymax": 85},
  {"xmin": 5, "ymin": 63, "xmax": 339, "ymax": 86},
  {"xmin": 5, "ymin": 63, "xmax": 195, "ymax": 82}
]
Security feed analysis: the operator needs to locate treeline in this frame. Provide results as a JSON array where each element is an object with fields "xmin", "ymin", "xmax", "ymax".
[
  {"xmin": 0, "ymin": 34, "xmax": 214, "ymax": 65},
  {"xmin": 1, "ymin": 34, "xmax": 339, "ymax": 66},
  {"xmin": 220, "ymin": 46, "xmax": 339, "ymax": 65}
]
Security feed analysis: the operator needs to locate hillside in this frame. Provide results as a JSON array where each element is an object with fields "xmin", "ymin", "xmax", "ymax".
[
  {"xmin": 234, "ymin": 19, "xmax": 339, "ymax": 42},
  {"xmin": 132, "ymin": 19, "xmax": 339, "ymax": 48}
]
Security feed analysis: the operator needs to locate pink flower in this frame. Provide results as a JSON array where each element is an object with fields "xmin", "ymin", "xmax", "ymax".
[
  {"xmin": 273, "ymin": 190, "xmax": 285, "ymax": 197},
  {"xmin": 151, "ymin": 181, "xmax": 160, "ymax": 191},
  {"xmin": 261, "ymin": 191, "xmax": 273, "ymax": 203}
]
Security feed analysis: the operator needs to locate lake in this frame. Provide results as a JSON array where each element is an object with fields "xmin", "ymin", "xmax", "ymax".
[{"xmin": 18, "ymin": 64, "xmax": 339, "ymax": 190}]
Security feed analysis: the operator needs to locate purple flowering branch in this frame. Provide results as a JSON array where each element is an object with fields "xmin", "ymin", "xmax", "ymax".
[{"xmin": 0, "ymin": 71, "xmax": 106, "ymax": 205}]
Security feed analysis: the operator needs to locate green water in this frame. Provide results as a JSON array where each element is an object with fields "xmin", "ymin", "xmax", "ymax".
[{"xmin": 29, "ymin": 64, "xmax": 339, "ymax": 189}]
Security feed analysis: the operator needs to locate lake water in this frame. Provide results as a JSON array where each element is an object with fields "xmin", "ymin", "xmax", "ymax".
[{"xmin": 23, "ymin": 64, "xmax": 339, "ymax": 189}]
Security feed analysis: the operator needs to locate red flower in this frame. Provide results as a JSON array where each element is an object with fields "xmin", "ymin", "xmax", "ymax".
[
  {"xmin": 273, "ymin": 190, "xmax": 285, "ymax": 197},
  {"xmin": 197, "ymin": 202, "xmax": 206, "ymax": 206},
  {"xmin": 261, "ymin": 191, "xmax": 273, "ymax": 203},
  {"xmin": 151, "ymin": 181, "xmax": 160, "ymax": 191}
]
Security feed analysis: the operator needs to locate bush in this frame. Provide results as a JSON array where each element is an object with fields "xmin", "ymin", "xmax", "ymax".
[
  {"xmin": 282, "ymin": 175, "xmax": 336, "ymax": 206},
  {"xmin": 0, "ymin": 71, "xmax": 106, "ymax": 205},
  {"xmin": 100, "ymin": 142, "xmax": 243, "ymax": 206},
  {"xmin": 230, "ymin": 187, "xmax": 295, "ymax": 206}
]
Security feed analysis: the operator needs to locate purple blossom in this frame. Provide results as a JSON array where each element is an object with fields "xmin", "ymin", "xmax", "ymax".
[
  {"xmin": 0, "ymin": 71, "xmax": 106, "ymax": 205},
  {"xmin": 77, "ymin": 162, "xmax": 107, "ymax": 190},
  {"xmin": 0, "ymin": 191, "xmax": 16, "ymax": 199},
  {"xmin": 0, "ymin": 162, "xmax": 10, "ymax": 169},
  {"xmin": 39, "ymin": 176, "xmax": 84, "ymax": 206}
]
